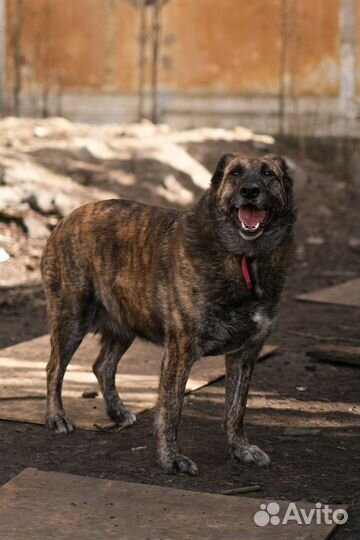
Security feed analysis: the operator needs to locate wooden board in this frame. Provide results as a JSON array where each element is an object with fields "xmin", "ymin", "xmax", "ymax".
[
  {"xmin": 296, "ymin": 278, "xmax": 360, "ymax": 308},
  {"xmin": 0, "ymin": 334, "xmax": 276, "ymax": 430},
  {"xmin": 0, "ymin": 468, "xmax": 343, "ymax": 540},
  {"xmin": 307, "ymin": 345, "xmax": 360, "ymax": 367}
]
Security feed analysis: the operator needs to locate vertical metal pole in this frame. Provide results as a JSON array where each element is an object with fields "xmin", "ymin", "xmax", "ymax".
[
  {"xmin": 138, "ymin": 0, "xmax": 146, "ymax": 121},
  {"xmin": 0, "ymin": 0, "xmax": 6, "ymax": 115},
  {"xmin": 13, "ymin": 0, "xmax": 23, "ymax": 116},
  {"xmin": 151, "ymin": 0, "xmax": 160, "ymax": 124},
  {"xmin": 278, "ymin": 0, "xmax": 288, "ymax": 135},
  {"xmin": 339, "ymin": 0, "xmax": 357, "ymax": 118}
]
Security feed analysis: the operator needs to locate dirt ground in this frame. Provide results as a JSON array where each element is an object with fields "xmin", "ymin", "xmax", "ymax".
[{"xmin": 0, "ymin": 133, "xmax": 359, "ymax": 539}]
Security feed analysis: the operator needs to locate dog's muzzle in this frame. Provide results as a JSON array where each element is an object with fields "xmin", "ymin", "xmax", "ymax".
[{"xmin": 237, "ymin": 204, "xmax": 268, "ymax": 239}]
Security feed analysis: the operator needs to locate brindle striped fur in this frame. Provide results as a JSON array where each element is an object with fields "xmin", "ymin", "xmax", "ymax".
[{"xmin": 41, "ymin": 153, "xmax": 295, "ymax": 475}]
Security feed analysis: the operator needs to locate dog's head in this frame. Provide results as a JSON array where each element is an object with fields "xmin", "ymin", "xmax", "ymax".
[{"xmin": 209, "ymin": 153, "xmax": 296, "ymax": 256}]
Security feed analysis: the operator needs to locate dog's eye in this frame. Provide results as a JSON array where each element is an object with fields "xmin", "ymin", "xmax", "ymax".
[
  {"xmin": 262, "ymin": 167, "xmax": 274, "ymax": 178},
  {"xmin": 231, "ymin": 169, "xmax": 242, "ymax": 177}
]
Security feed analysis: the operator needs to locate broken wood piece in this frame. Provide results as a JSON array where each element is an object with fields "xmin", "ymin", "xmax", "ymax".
[
  {"xmin": 296, "ymin": 278, "xmax": 360, "ymax": 308},
  {"xmin": 93, "ymin": 421, "xmax": 134, "ymax": 433},
  {"xmin": 220, "ymin": 485, "xmax": 262, "ymax": 496},
  {"xmin": 258, "ymin": 344, "xmax": 278, "ymax": 361},
  {"xmin": 289, "ymin": 330, "xmax": 360, "ymax": 344},
  {"xmin": 81, "ymin": 391, "xmax": 98, "ymax": 399},
  {"xmin": 306, "ymin": 345, "xmax": 360, "ymax": 367}
]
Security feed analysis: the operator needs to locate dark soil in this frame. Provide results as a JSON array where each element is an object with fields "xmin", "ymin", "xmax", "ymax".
[{"xmin": 0, "ymin": 138, "xmax": 359, "ymax": 539}]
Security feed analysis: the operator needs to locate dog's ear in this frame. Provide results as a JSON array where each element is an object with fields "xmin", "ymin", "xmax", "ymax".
[
  {"xmin": 264, "ymin": 154, "xmax": 289, "ymax": 175},
  {"xmin": 265, "ymin": 154, "xmax": 293, "ymax": 195},
  {"xmin": 211, "ymin": 154, "xmax": 235, "ymax": 189}
]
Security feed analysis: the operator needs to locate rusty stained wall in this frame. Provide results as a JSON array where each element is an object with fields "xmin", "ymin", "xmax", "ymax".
[
  {"xmin": 4, "ymin": 0, "xmax": 360, "ymax": 102},
  {"xmin": 5, "ymin": 0, "xmax": 139, "ymax": 94},
  {"xmin": 160, "ymin": 0, "xmax": 341, "ymax": 96}
]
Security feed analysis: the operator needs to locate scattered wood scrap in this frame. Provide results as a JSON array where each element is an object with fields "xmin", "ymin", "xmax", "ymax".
[
  {"xmin": 306, "ymin": 345, "xmax": 360, "ymax": 367},
  {"xmin": 289, "ymin": 330, "xmax": 360, "ymax": 344},
  {"xmin": 220, "ymin": 485, "xmax": 262, "ymax": 496},
  {"xmin": 81, "ymin": 391, "xmax": 98, "ymax": 399},
  {"xmin": 296, "ymin": 278, "xmax": 360, "ymax": 308}
]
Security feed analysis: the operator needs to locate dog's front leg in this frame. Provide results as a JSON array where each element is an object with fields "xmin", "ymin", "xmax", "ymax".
[
  {"xmin": 156, "ymin": 338, "xmax": 198, "ymax": 476},
  {"xmin": 225, "ymin": 344, "xmax": 271, "ymax": 467}
]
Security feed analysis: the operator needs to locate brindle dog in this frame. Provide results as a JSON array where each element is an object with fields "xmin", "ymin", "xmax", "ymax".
[{"xmin": 41, "ymin": 153, "xmax": 295, "ymax": 475}]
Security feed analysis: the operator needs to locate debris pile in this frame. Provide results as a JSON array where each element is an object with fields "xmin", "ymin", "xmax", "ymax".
[{"xmin": 0, "ymin": 117, "xmax": 276, "ymax": 286}]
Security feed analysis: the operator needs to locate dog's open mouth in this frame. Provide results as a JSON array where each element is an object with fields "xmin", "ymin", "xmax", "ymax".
[{"xmin": 237, "ymin": 205, "xmax": 268, "ymax": 239}]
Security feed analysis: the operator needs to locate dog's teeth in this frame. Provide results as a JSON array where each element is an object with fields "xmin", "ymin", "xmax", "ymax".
[{"xmin": 241, "ymin": 222, "xmax": 260, "ymax": 231}]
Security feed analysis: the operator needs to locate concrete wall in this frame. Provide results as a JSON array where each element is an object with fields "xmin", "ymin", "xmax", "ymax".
[{"xmin": 2, "ymin": 0, "xmax": 359, "ymax": 134}]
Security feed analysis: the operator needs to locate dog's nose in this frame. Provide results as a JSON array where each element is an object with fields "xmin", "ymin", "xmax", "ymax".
[{"xmin": 240, "ymin": 183, "xmax": 261, "ymax": 200}]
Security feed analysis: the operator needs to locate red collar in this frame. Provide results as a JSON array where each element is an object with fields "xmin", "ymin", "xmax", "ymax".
[{"xmin": 241, "ymin": 256, "xmax": 252, "ymax": 290}]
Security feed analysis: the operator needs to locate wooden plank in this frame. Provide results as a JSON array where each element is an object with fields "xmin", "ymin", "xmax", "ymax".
[
  {"xmin": 306, "ymin": 345, "xmax": 360, "ymax": 367},
  {"xmin": 296, "ymin": 278, "xmax": 360, "ymax": 308},
  {"xmin": 0, "ymin": 334, "xmax": 276, "ymax": 430},
  {"xmin": 0, "ymin": 468, "xmax": 343, "ymax": 540},
  {"xmin": 220, "ymin": 485, "xmax": 262, "ymax": 495}
]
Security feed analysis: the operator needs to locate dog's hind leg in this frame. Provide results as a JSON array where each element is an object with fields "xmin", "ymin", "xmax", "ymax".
[
  {"xmin": 225, "ymin": 342, "xmax": 271, "ymax": 468},
  {"xmin": 93, "ymin": 334, "xmax": 136, "ymax": 427},
  {"xmin": 46, "ymin": 310, "xmax": 89, "ymax": 433}
]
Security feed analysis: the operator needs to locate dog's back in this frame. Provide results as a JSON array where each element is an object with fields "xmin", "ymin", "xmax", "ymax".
[{"xmin": 41, "ymin": 199, "xmax": 179, "ymax": 343}]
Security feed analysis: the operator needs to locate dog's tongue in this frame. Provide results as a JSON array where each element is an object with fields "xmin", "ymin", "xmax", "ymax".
[{"xmin": 238, "ymin": 207, "xmax": 267, "ymax": 228}]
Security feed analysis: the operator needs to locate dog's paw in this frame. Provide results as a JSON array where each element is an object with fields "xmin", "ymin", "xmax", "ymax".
[
  {"xmin": 107, "ymin": 407, "xmax": 137, "ymax": 427},
  {"xmin": 160, "ymin": 453, "xmax": 198, "ymax": 476},
  {"xmin": 46, "ymin": 412, "xmax": 75, "ymax": 434},
  {"xmin": 230, "ymin": 443, "xmax": 271, "ymax": 468}
]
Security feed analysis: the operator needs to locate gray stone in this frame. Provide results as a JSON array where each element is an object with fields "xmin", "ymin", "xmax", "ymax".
[
  {"xmin": 28, "ymin": 192, "xmax": 54, "ymax": 214},
  {"xmin": 0, "ymin": 234, "xmax": 15, "ymax": 246},
  {"xmin": 0, "ymin": 201, "xmax": 30, "ymax": 220},
  {"xmin": 2, "ymin": 162, "xmax": 39, "ymax": 185},
  {"xmin": 318, "ymin": 205, "xmax": 333, "ymax": 218},
  {"xmin": 0, "ymin": 247, "xmax": 10, "ymax": 263},
  {"xmin": 23, "ymin": 215, "xmax": 49, "ymax": 239},
  {"xmin": 0, "ymin": 186, "xmax": 23, "ymax": 208},
  {"xmin": 306, "ymin": 236, "xmax": 325, "ymax": 246},
  {"xmin": 349, "ymin": 238, "xmax": 360, "ymax": 250},
  {"xmin": 54, "ymin": 192, "xmax": 77, "ymax": 217}
]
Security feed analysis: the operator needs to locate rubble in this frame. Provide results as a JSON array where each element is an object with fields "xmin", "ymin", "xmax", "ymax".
[
  {"xmin": 0, "ymin": 234, "xmax": 15, "ymax": 247},
  {"xmin": 27, "ymin": 192, "xmax": 54, "ymax": 214},
  {"xmin": 0, "ymin": 117, "xmax": 301, "ymax": 287},
  {"xmin": 306, "ymin": 236, "xmax": 325, "ymax": 246},
  {"xmin": 23, "ymin": 215, "xmax": 49, "ymax": 240},
  {"xmin": 53, "ymin": 193, "xmax": 78, "ymax": 218},
  {"xmin": 0, "ymin": 248, "xmax": 10, "ymax": 263},
  {"xmin": 349, "ymin": 238, "xmax": 360, "ymax": 251}
]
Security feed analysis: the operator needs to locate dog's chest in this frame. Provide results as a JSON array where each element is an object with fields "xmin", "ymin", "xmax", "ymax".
[
  {"xmin": 197, "ymin": 264, "xmax": 275, "ymax": 356},
  {"xmin": 199, "ymin": 294, "xmax": 274, "ymax": 356}
]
